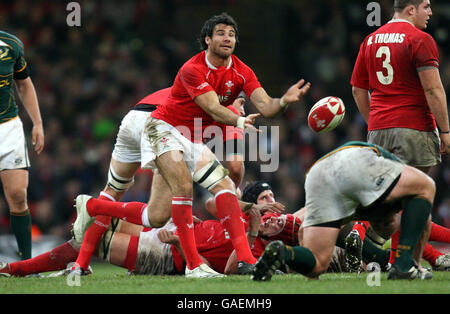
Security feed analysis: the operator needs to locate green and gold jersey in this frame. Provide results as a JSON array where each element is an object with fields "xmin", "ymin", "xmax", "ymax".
[
  {"xmin": 0, "ymin": 30, "xmax": 30, "ymax": 124},
  {"xmin": 314, "ymin": 140, "xmax": 402, "ymax": 167}
]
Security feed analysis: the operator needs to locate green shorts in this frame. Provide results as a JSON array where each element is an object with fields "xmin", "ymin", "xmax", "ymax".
[{"xmin": 367, "ymin": 128, "xmax": 441, "ymax": 167}]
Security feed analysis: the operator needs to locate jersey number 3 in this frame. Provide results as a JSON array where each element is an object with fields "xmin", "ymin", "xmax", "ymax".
[{"xmin": 376, "ymin": 46, "xmax": 393, "ymax": 85}]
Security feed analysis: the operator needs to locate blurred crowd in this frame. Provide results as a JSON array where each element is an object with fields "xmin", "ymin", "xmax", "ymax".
[{"xmin": 0, "ymin": 0, "xmax": 448, "ymax": 241}]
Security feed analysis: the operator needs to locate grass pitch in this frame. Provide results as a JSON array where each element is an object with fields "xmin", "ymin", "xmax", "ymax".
[{"xmin": 0, "ymin": 261, "xmax": 449, "ymax": 295}]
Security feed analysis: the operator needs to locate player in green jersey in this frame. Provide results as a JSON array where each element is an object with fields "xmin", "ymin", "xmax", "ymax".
[
  {"xmin": 0, "ymin": 30, "xmax": 44, "ymax": 260},
  {"xmin": 252, "ymin": 141, "xmax": 436, "ymax": 281}
]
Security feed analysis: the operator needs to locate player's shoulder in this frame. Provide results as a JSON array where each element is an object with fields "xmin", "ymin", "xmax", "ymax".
[
  {"xmin": 180, "ymin": 51, "xmax": 208, "ymax": 72},
  {"xmin": 0, "ymin": 30, "xmax": 24, "ymax": 51},
  {"xmin": 231, "ymin": 54, "xmax": 253, "ymax": 72}
]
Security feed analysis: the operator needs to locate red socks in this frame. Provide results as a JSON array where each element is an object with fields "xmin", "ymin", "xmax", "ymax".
[
  {"xmin": 390, "ymin": 223, "xmax": 449, "ymax": 265},
  {"xmin": 422, "ymin": 243, "xmax": 443, "ymax": 266},
  {"xmin": 7, "ymin": 242, "xmax": 79, "ymax": 276},
  {"xmin": 215, "ymin": 191, "xmax": 257, "ymax": 264},
  {"xmin": 171, "ymin": 197, "xmax": 203, "ymax": 270},
  {"xmin": 75, "ymin": 193, "xmax": 115, "ymax": 269},
  {"xmin": 429, "ymin": 222, "xmax": 450, "ymax": 243},
  {"xmin": 389, "ymin": 228, "xmax": 401, "ymax": 264},
  {"xmin": 86, "ymin": 198, "xmax": 147, "ymax": 226},
  {"xmin": 352, "ymin": 221, "xmax": 370, "ymax": 241},
  {"xmin": 122, "ymin": 235, "xmax": 139, "ymax": 272}
]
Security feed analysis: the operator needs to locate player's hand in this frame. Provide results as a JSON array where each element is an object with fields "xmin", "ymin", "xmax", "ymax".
[
  {"xmin": 252, "ymin": 202, "xmax": 285, "ymax": 214},
  {"xmin": 157, "ymin": 229, "xmax": 179, "ymax": 245},
  {"xmin": 247, "ymin": 207, "xmax": 261, "ymax": 234},
  {"xmin": 32, "ymin": 124, "xmax": 44, "ymax": 154},
  {"xmin": 440, "ymin": 133, "xmax": 450, "ymax": 155},
  {"xmin": 282, "ymin": 79, "xmax": 311, "ymax": 104},
  {"xmin": 244, "ymin": 113, "xmax": 261, "ymax": 132},
  {"xmin": 232, "ymin": 98, "xmax": 245, "ymax": 116}
]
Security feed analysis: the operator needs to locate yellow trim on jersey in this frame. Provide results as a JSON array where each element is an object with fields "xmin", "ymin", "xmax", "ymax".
[
  {"xmin": 15, "ymin": 62, "xmax": 27, "ymax": 73},
  {"xmin": 0, "ymin": 36, "xmax": 22, "ymax": 50},
  {"xmin": 306, "ymin": 145, "xmax": 380, "ymax": 176},
  {"xmin": 0, "ymin": 115, "xmax": 19, "ymax": 124}
]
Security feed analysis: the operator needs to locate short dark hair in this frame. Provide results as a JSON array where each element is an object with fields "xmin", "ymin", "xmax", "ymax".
[
  {"xmin": 197, "ymin": 12, "xmax": 239, "ymax": 51},
  {"xmin": 393, "ymin": 0, "xmax": 424, "ymax": 12},
  {"xmin": 241, "ymin": 181, "xmax": 272, "ymax": 204}
]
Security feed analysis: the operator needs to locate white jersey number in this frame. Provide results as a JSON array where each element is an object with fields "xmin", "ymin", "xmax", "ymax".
[{"xmin": 376, "ymin": 46, "xmax": 394, "ymax": 85}]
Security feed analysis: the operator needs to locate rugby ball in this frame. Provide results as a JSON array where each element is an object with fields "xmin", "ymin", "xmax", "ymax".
[{"xmin": 307, "ymin": 96, "xmax": 345, "ymax": 133}]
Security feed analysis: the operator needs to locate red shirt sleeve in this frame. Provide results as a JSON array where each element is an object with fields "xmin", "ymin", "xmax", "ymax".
[
  {"xmin": 178, "ymin": 64, "xmax": 215, "ymax": 99},
  {"xmin": 240, "ymin": 64, "xmax": 262, "ymax": 97},
  {"xmin": 350, "ymin": 41, "xmax": 370, "ymax": 90},
  {"xmin": 412, "ymin": 33, "xmax": 439, "ymax": 70}
]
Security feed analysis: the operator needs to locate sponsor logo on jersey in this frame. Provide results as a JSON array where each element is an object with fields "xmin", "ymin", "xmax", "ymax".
[{"xmin": 196, "ymin": 82, "xmax": 209, "ymax": 90}]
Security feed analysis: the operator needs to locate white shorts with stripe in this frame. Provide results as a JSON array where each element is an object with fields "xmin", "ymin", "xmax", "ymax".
[
  {"xmin": 141, "ymin": 117, "xmax": 206, "ymax": 175},
  {"xmin": 0, "ymin": 117, "xmax": 30, "ymax": 171}
]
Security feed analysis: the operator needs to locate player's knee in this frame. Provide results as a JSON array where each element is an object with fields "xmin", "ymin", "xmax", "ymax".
[
  {"xmin": 213, "ymin": 176, "xmax": 236, "ymax": 194},
  {"xmin": 5, "ymin": 187, "xmax": 27, "ymax": 209},
  {"xmin": 417, "ymin": 174, "xmax": 436, "ymax": 203},
  {"xmin": 149, "ymin": 213, "xmax": 171, "ymax": 228}
]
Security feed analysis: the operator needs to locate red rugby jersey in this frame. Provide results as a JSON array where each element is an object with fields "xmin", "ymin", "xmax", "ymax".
[
  {"xmin": 136, "ymin": 88, "xmax": 243, "ymax": 142},
  {"xmin": 351, "ymin": 19, "xmax": 439, "ymax": 131},
  {"xmin": 151, "ymin": 51, "xmax": 261, "ymax": 142},
  {"xmin": 171, "ymin": 220, "xmax": 265, "ymax": 274}
]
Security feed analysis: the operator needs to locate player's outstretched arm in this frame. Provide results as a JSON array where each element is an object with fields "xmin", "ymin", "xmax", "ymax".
[
  {"xmin": 195, "ymin": 90, "xmax": 260, "ymax": 131},
  {"xmin": 249, "ymin": 79, "xmax": 311, "ymax": 118}
]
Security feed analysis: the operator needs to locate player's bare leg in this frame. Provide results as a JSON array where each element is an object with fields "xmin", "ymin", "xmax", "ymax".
[
  {"xmin": 154, "ymin": 150, "xmax": 208, "ymax": 275},
  {"xmin": 146, "ymin": 169, "xmax": 172, "ymax": 227},
  {"xmin": 1, "ymin": 169, "xmax": 32, "ymax": 260},
  {"xmin": 297, "ymin": 226, "xmax": 340, "ymax": 277}
]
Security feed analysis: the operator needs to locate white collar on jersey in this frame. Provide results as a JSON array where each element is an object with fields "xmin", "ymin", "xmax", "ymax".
[
  {"xmin": 205, "ymin": 51, "xmax": 233, "ymax": 70},
  {"xmin": 388, "ymin": 18, "xmax": 415, "ymax": 27}
]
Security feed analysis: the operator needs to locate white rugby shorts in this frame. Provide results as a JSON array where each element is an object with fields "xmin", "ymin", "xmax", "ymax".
[
  {"xmin": 302, "ymin": 147, "xmax": 404, "ymax": 227},
  {"xmin": 111, "ymin": 110, "xmax": 149, "ymax": 164},
  {"xmin": 0, "ymin": 117, "xmax": 30, "ymax": 171},
  {"xmin": 141, "ymin": 117, "xmax": 206, "ymax": 175}
]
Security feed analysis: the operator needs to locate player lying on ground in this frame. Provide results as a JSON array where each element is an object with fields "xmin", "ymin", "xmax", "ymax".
[
  {"xmin": 0, "ymin": 209, "xmax": 297, "ymax": 277},
  {"xmin": 252, "ymin": 141, "xmax": 437, "ymax": 281}
]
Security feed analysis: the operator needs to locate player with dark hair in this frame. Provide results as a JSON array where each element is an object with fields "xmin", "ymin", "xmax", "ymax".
[
  {"xmin": 252, "ymin": 141, "xmax": 436, "ymax": 281},
  {"xmin": 72, "ymin": 12, "xmax": 310, "ymax": 278},
  {"xmin": 348, "ymin": 0, "xmax": 449, "ymax": 271},
  {"xmin": 0, "ymin": 31, "xmax": 44, "ymax": 261}
]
